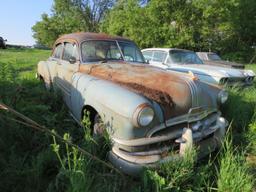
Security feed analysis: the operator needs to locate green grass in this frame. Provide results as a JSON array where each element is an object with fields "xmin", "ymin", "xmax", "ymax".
[
  {"xmin": 0, "ymin": 48, "xmax": 256, "ymax": 191},
  {"xmin": 0, "ymin": 48, "xmax": 50, "ymax": 79},
  {"xmin": 217, "ymin": 136, "xmax": 253, "ymax": 192}
]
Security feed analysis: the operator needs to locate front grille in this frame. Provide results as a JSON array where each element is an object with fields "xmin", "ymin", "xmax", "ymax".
[
  {"xmin": 227, "ymin": 77, "xmax": 246, "ymax": 83},
  {"xmin": 118, "ymin": 112, "xmax": 219, "ymax": 154},
  {"xmin": 152, "ymin": 112, "xmax": 218, "ymax": 137}
]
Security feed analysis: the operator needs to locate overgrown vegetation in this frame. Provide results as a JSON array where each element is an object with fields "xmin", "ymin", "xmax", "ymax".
[
  {"xmin": 0, "ymin": 48, "xmax": 256, "ymax": 191},
  {"xmin": 32, "ymin": 0, "xmax": 256, "ymax": 63}
]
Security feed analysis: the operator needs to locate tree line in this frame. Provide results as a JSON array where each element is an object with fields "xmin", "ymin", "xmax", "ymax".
[{"xmin": 32, "ymin": 0, "xmax": 256, "ymax": 62}]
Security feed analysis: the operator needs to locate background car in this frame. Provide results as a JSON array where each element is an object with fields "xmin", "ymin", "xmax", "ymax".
[
  {"xmin": 0, "ymin": 37, "xmax": 7, "ymax": 49},
  {"xmin": 197, "ymin": 52, "xmax": 245, "ymax": 69},
  {"xmin": 142, "ymin": 48, "xmax": 255, "ymax": 86},
  {"xmin": 37, "ymin": 32, "xmax": 228, "ymax": 176}
]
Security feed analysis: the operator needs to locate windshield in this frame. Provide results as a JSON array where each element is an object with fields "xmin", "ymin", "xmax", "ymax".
[
  {"xmin": 208, "ymin": 53, "xmax": 221, "ymax": 61},
  {"xmin": 168, "ymin": 50, "xmax": 203, "ymax": 64},
  {"xmin": 81, "ymin": 40, "xmax": 145, "ymax": 63}
]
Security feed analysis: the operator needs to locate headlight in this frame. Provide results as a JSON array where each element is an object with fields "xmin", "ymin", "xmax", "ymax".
[
  {"xmin": 218, "ymin": 90, "xmax": 228, "ymax": 104},
  {"xmin": 245, "ymin": 76, "xmax": 253, "ymax": 83},
  {"xmin": 244, "ymin": 70, "xmax": 255, "ymax": 77},
  {"xmin": 219, "ymin": 77, "xmax": 228, "ymax": 85},
  {"xmin": 133, "ymin": 104, "xmax": 154, "ymax": 127}
]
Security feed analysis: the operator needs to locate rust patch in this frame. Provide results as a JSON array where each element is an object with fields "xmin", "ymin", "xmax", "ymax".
[
  {"xmin": 118, "ymin": 82, "xmax": 174, "ymax": 107},
  {"xmin": 79, "ymin": 62, "xmax": 192, "ymax": 119}
]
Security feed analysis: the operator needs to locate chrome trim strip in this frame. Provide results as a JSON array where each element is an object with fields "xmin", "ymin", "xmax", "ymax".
[
  {"xmin": 113, "ymin": 112, "xmax": 221, "ymax": 147},
  {"xmin": 147, "ymin": 108, "xmax": 219, "ymax": 136}
]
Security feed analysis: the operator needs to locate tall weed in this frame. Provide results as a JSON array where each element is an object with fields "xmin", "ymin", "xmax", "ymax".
[{"xmin": 217, "ymin": 135, "xmax": 253, "ymax": 192}]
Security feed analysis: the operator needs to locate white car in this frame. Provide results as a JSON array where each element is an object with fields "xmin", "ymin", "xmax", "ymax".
[{"xmin": 142, "ymin": 48, "xmax": 255, "ymax": 86}]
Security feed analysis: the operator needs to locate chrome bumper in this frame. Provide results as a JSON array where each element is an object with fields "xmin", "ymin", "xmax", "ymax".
[{"xmin": 108, "ymin": 116, "xmax": 228, "ymax": 176}]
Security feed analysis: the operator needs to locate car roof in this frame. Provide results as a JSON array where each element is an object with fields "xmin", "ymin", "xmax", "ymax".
[
  {"xmin": 55, "ymin": 32, "xmax": 133, "ymax": 45},
  {"xmin": 141, "ymin": 48, "xmax": 193, "ymax": 52}
]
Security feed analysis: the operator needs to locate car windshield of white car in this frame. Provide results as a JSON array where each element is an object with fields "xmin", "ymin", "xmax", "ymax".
[
  {"xmin": 208, "ymin": 53, "xmax": 221, "ymax": 61},
  {"xmin": 169, "ymin": 50, "xmax": 203, "ymax": 64},
  {"xmin": 81, "ymin": 40, "xmax": 145, "ymax": 63}
]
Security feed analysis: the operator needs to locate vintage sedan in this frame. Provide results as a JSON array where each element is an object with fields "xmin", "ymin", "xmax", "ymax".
[
  {"xmin": 37, "ymin": 32, "xmax": 228, "ymax": 176},
  {"xmin": 196, "ymin": 52, "xmax": 245, "ymax": 69},
  {"xmin": 142, "ymin": 48, "xmax": 255, "ymax": 86}
]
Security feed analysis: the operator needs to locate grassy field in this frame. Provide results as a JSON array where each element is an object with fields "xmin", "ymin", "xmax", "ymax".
[{"xmin": 0, "ymin": 48, "xmax": 256, "ymax": 192}]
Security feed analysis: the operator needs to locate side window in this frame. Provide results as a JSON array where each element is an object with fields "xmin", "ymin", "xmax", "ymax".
[
  {"xmin": 152, "ymin": 51, "xmax": 167, "ymax": 62},
  {"xmin": 53, "ymin": 43, "xmax": 63, "ymax": 59},
  {"xmin": 63, "ymin": 42, "xmax": 78, "ymax": 62},
  {"xmin": 142, "ymin": 51, "xmax": 153, "ymax": 61}
]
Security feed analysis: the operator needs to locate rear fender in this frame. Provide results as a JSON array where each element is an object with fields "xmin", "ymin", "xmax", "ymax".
[{"xmin": 37, "ymin": 61, "xmax": 51, "ymax": 84}]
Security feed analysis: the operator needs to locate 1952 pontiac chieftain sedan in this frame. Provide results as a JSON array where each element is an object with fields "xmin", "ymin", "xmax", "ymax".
[
  {"xmin": 37, "ymin": 32, "xmax": 228, "ymax": 176},
  {"xmin": 142, "ymin": 48, "xmax": 255, "ymax": 86}
]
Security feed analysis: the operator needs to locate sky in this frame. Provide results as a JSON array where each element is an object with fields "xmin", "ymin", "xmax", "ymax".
[{"xmin": 0, "ymin": 0, "xmax": 53, "ymax": 46}]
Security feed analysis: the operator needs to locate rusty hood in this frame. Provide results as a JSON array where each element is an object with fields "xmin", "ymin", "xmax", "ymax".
[{"xmin": 79, "ymin": 62, "xmax": 193, "ymax": 119}]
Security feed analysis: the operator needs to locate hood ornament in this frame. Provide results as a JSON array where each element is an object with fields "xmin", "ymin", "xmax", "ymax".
[{"xmin": 188, "ymin": 71, "xmax": 199, "ymax": 80}]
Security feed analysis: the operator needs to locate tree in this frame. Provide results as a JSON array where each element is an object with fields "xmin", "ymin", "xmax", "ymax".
[
  {"xmin": 102, "ymin": 0, "xmax": 256, "ymax": 62},
  {"xmin": 102, "ymin": 0, "xmax": 202, "ymax": 49},
  {"xmin": 32, "ymin": 0, "xmax": 115, "ymax": 47}
]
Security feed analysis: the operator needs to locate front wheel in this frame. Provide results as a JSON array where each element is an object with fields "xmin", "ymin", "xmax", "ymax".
[{"xmin": 83, "ymin": 112, "xmax": 110, "ymax": 157}]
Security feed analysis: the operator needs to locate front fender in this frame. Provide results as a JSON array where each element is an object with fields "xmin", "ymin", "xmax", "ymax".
[{"xmin": 70, "ymin": 72, "xmax": 164, "ymax": 140}]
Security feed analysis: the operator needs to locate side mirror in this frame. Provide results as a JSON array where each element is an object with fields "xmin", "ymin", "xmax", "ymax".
[
  {"xmin": 69, "ymin": 56, "xmax": 76, "ymax": 64},
  {"xmin": 145, "ymin": 59, "xmax": 150, "ymax": 64}
]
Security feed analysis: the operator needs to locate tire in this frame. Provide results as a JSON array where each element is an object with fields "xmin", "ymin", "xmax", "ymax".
[{"xmin": 83, "ymin": 112, "xmax": 109, "ymax": 156}]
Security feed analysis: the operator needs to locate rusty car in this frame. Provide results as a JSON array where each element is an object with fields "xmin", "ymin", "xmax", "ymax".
[
  {"xmin": 37, "ymin": 32, "xmax": 228, "ymax": 176},
  {"xmin": 142, "ymin": 48, "xmax": 255, "ymax": 86},
  {"xmin": 196, "ymin": 52, "xmax": 245, "ymax": 69}
]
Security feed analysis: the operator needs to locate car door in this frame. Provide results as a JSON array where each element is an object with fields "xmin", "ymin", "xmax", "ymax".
[
  {"xmin": 47, "ymin": 43, "xmax": 63, "ymax": 85},
  {"xmin": 56, "ymin": 41, "xmax": 80, "ymax": 108},
  {"xmin": 150, "ymin": 50, "xmax": 168, "ymax": 69}
]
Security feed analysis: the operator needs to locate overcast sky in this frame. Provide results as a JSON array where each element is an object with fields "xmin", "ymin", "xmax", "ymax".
[{"xmin": 0, "ymin": 0, "xmax": 53, "ymax": 45}]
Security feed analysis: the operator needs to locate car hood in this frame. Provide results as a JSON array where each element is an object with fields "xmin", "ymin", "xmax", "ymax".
[
  {"xmin": 169, "ymin": 64, "xmax": 246, "ymax": 78},
  {"xmin": 79, "ymin": 62, "xmax": 205, "ymax": 119},
  {"xmin": 204, "ymin": 60, "xmax": 245, "ymax": 69}
]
